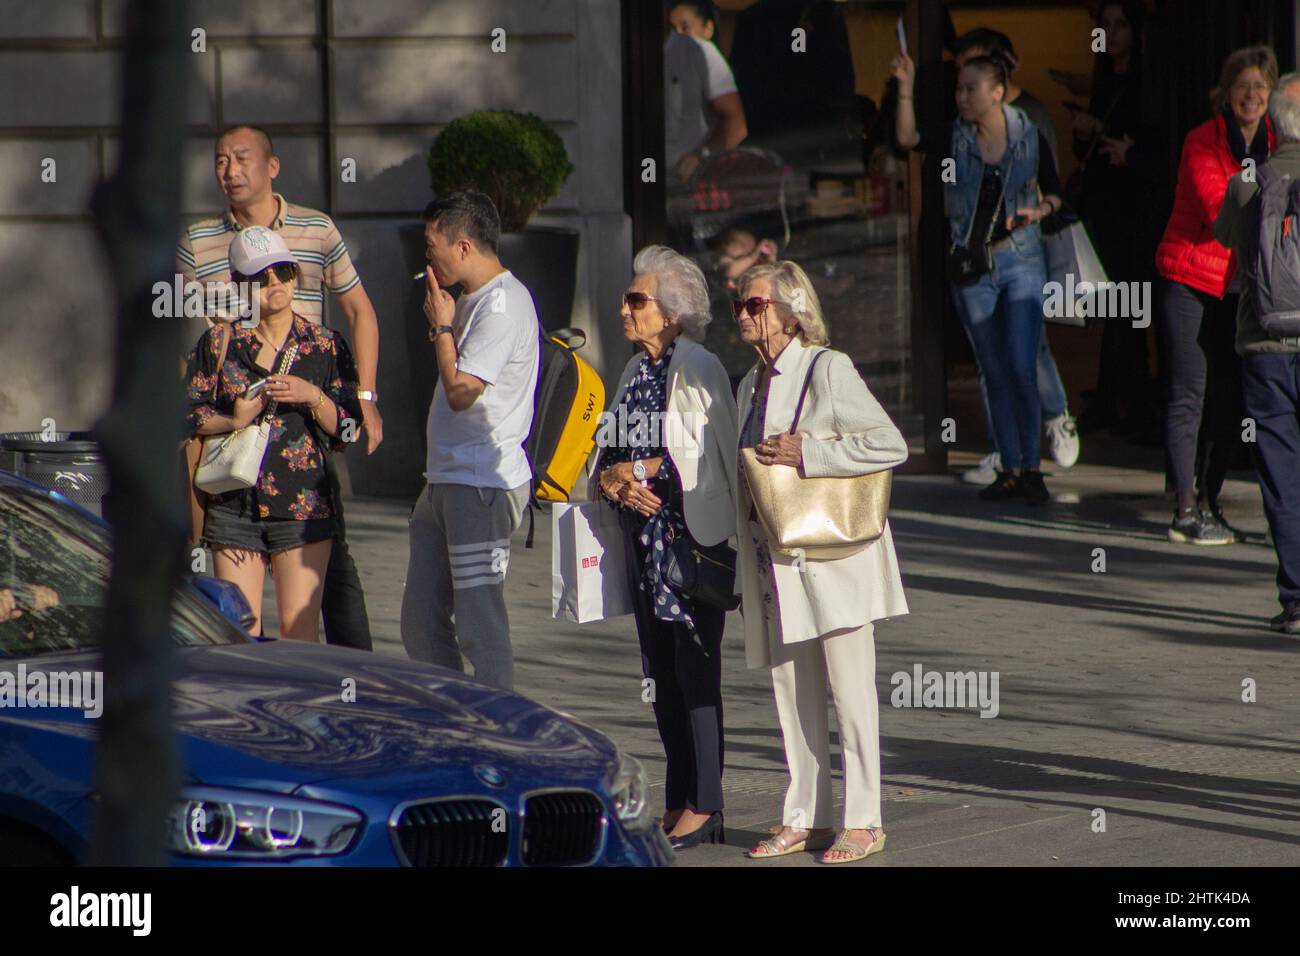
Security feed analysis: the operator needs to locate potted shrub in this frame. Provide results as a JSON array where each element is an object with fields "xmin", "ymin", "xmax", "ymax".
[
  {"xmin": 402, "ymin": 110, "xmax": 579, "ymax": 436},
  {"xmin": 427, "ymin": 110, "xmax": 574, "ymax": 233}
]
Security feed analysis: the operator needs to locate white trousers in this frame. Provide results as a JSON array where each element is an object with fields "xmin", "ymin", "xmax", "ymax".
[{"xmin": 770, "ymin": 622, "xmax": 882, "ymax": 830}]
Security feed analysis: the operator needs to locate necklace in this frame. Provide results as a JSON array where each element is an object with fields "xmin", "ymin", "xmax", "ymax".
[{"xmin": 254, "ymin": 324, "xmax": 290, "ymax": 354}]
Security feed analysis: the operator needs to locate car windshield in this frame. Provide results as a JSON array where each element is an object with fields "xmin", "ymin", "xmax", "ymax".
[{"xmin": 0, "ymin": 487, "xmax": 253, "ymax": 657}]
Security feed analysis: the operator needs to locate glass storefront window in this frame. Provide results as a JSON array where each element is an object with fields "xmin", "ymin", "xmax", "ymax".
[{"xmin": 660, "ymin": 0, "xmax": 915, "ymax": 430}]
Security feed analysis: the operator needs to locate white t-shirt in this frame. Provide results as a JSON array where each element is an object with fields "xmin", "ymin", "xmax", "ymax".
[
  {"xmin": 664, "ymin": 32, "xmax": 739, "ymax": 168},
  {"xmin": 424, "ymin": 270, "xmax": 540, "ymax": 489}
]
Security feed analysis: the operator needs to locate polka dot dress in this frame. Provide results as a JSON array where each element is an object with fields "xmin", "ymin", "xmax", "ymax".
[{"xmin": 596, "ymin": 342, "xmax": 693, "ymax": 627}]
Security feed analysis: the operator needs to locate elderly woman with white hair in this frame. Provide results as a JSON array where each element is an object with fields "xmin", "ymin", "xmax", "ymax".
[
  {"xmin": 592, "ymin": 244, "xmax": 739, "ymax": 851},
  {"xmin": 735, "ymin": 260, "xmax": 908, "ymax": 864}
]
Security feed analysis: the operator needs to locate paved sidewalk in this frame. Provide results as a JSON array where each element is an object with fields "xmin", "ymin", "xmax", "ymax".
[{"xmin": 309, "ymin": 459, "xmax": 1300, "ymax": 867}]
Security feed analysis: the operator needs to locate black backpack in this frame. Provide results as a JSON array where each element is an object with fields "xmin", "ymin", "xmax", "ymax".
[{"xmin": 1254, "ymin": 162, "xmax": 1300, "ymax": 336}]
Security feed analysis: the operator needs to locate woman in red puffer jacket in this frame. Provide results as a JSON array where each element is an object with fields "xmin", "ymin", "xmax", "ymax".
[{"xmin": 1156, "ymin": 45, "xmax": 1277, "ymax": 546}]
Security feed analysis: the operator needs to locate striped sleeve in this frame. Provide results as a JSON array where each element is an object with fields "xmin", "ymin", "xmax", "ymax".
[
  {"xmin": 321, "ymin": 222, "xmax": 360, "ymax": 295},
  {"xmin": 176, "ymin": 229, "xmax": 197, "ymax": 282}
]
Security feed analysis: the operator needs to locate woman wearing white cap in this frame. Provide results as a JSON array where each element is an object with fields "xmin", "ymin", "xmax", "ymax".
[{"xmin": 183, "ymin": 226, "xmax": 362, "ymax": 641}]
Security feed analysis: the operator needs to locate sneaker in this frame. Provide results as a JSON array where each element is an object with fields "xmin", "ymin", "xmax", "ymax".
[
  {"xmin": 1044, "ymin": 414, "xmax": 1080, "ymax": 468},
  {"xmin": 962, "ymin": 452, "xmax": 1001, "ymax": 486},
  {"xmin": 1269, "ymin": 603, "xmax": 1300, "ymax": 634},
  {"xmin": 1019, "ymin": 468, "xmax": 1050, "ymax": 505},
  {"xmin": 979, "ymin": 471, "xmax": 1020, "ymax": 501},
  {"xmin": 1208, "ymin": 505, "xmax": 1246, "ymax": 544},
  {"xmin": 1167, "ymin": 509, "xmax": 1235, "ymax": 546}
]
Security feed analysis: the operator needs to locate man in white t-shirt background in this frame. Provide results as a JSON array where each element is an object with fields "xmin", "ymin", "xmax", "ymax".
[
  {"xmin": 665, "ymin": 0, "xmax": 748, "ymax": 184},
  {"xmin": 400, "ymin": 190, "xmax": 540, "ymax": 691}
]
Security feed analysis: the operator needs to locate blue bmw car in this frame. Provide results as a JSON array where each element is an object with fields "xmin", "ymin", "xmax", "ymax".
[{"xmin": 0, "ymin": 472, "xmax": 672, "ymax": 866}]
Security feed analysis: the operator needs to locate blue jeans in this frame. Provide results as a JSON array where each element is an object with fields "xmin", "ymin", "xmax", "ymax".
[
  {"xmin": 952, "ymin": 244, "xmax": 1046, "ymax": 470},
  {"xmin": 977, "ymin": 335, "xmax": 1068, "ymax": 458}
]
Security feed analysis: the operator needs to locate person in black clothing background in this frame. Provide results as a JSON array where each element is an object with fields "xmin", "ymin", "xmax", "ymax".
[{"xmin": 1072, "ymin": 0, "xmax": 1162, "ymax": 442}]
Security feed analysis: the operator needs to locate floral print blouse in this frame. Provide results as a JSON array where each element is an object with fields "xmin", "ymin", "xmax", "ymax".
[
  {"xmin": 597, "ymin": 342, "xmax": 694, "ymax": 627},
  {"xmin": 184, "ymin": 315, "xmax": 361, "ymax": 521}
]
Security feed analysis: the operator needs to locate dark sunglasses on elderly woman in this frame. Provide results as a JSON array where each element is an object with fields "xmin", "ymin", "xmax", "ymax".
[
  {"xmin": 623, "ymin": 291, "xmax": 663, "ymax": 311},
  {"xmin": 234, "ymin": 262, "xmax": 298, "ymax": 285},
  {"xmin": 731, "ymin": 296, "xmax": 785, "ymax": 319}
]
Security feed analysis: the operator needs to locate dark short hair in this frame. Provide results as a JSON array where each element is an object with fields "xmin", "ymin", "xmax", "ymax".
[
  {"xmin": 668, "ymin": 0, "xmax": 717, "ymax": 27},
  {"xmin": 216, "ymin": 124, "xmax": 276, "ymax": 158},
  {"xmin": 953, "ymin": 28, "xmax": 1018, "ymax": 69},
  {"xmin": 423, "ymin": 190, "xmax": 501, "ymax": 254}
]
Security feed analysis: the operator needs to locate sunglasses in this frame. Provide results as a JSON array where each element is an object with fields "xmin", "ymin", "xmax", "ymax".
[
  {"xmin": 623, "ymin": 291, "xmax": 663, "ymax": 311},
  {"xmin": 234, "ymin": 263, "xmax": 298, "ymax": 285},
  {"xmin": 731, "ymin": 296, "xmax": 786, "ymax": 319}
]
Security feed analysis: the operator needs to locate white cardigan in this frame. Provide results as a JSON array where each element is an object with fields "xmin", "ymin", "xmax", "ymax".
[
  {"xmin": 587, "ymin": 336, "xmax": 739, "ymax": 547},
  {"xmin": 735, "ymin": 337, "xmax": 909, "ymax": 668}
]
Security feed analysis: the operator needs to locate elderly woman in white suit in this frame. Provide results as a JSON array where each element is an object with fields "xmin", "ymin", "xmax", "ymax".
[
  {"xmin": 588, "ymin": 245, "xmax": 739, "ymax": 851},
  {"xmin": 734, "ymin": 260, "xmax": 908, "ymax": 864}
]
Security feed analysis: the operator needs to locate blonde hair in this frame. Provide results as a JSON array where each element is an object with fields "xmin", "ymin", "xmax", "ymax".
[
  {"xmin": 1210, "ymin": 45, "xmax": 1278, "ymax": 114},
  {"xmin": 736, "ymin": 260, "xmax": 829, "ymax": 346}
]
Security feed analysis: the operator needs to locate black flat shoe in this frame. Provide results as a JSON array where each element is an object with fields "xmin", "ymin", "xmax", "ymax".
[
  {"xmin": 979, "ymin": 471, "xmax": 1019, "ymax": 501},
  {"xmin": 668, "ymin": 811, "xmax": 725, "ymax": 850},
  {"xmin": 1019, "ymin": 469, "xmax": 1049, "ymax": 505}
]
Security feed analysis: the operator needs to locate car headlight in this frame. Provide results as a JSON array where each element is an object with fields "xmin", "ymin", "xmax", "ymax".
[
  {"xmin": 609, "ymin": 752, "xmax": 653, "ymax": 832},
  {"xmin": 167, "ymin": 787, "xmax": 363, "ymax": 860}
]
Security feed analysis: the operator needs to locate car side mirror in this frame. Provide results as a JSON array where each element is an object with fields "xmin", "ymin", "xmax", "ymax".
[{"xmin": 190, "ymin": 577, "xmax": 259, "ymax": 634}]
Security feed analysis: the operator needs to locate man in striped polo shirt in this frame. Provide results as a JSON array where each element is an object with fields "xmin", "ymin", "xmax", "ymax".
[{"xmin": 178, "ymin": 124, "xmax": 379, "ymax": 651}]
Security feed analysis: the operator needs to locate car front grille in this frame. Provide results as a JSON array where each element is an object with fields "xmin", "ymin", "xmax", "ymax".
[
  {"xmin": 521, "ymin": 791, "xmax": 604, "ymax": 866},
  {"xmin": 392, "ymin": 791, "xmax": 606, "ymax": 867},
  {"xmin": 392, "ymin": 799, "xmax": 509, "ymax": 867}
]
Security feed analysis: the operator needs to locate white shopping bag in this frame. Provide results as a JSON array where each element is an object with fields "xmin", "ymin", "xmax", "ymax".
[
  {"xmin": 551, "ymin": 501, "xmax": 636, "ymax": 623},
  {"xmin": 1042, "ymin": 221, "xmax": 1109, "ymax": 326}
]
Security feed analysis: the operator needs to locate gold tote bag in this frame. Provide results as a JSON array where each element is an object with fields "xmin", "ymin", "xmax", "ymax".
[{"xmin": 740, "ymin": 350, "xmax": 892, "ymax": 560}]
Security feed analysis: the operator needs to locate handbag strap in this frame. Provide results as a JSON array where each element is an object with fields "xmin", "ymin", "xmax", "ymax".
[
  {"xmin": 260, "ymin": 341, "xmax": 299, "ymax": 420},
  {"xmin": 787, "ymin": 349, "xmax": 829, "ymax": 434},
  {"xmin": 953, "ymin": 120, "xmax": 1011, "ymax": 248},
  {"xmin": 210, "ymin": 321, "xmax": 233, "ymax": 402}
]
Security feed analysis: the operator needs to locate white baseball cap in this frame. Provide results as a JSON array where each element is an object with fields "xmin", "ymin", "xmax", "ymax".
[{"xmin": 228, "ymin": 225, "xmax": 296, "ymax": 277}]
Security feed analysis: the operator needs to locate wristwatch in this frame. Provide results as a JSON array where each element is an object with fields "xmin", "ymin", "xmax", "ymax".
[
  {"xmin": 632, "ymin": 460, "xmax": 647, "ymax": 482},
  {"xmin": 428, "ymin": 324, "xmax": 454, "ymax": 342},
  {"xmin": 356, "ymin": 389, "xmax": 378, "ymax": 402}
]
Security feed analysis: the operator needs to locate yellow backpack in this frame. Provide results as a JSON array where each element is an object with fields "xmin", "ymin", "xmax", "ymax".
[{"xmin": 525, "ymin": 328, "xmax": 605, "ymax": 506}]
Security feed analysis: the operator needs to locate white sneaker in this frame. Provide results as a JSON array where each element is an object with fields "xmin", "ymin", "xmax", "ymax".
[
  {"xmin": 1045, "ymin": 413, "xmax": 1080, "ymax": 469},
  {"xmin": 961, "ymin": 452, "xmax": 1000, "ymax": 485}
]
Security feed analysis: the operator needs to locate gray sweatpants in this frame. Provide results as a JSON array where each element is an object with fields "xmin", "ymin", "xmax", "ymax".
[{"xmin": 400, "ymin": 481, "xmax": 530, "ymax": 690}]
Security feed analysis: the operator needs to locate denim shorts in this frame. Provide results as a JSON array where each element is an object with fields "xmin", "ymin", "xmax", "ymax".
[{"xmin": 203, "ymin": 507, "xmax": 335, "ymax": 555}]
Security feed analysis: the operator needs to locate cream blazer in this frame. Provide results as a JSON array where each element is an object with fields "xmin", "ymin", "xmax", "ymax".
[
  {"xmin": 587, "ymin": 336, "xmax": 739, "ymax": 547},
  {"xmin": 735, "ymin": 337, "xmax": 909, "ymax": 668}
]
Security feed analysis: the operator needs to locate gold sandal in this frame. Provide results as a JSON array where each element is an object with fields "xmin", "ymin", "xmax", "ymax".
[
  {"xmin": 747, "ymin": 825, "xmax": 835, "ymax": 859},
  {"xmin": 819, "ymin": 828, "xmax": 886, "ymax": 864}
]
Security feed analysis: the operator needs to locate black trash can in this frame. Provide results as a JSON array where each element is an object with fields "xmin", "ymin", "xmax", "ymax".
[{"xmin": 0, "ymin": 431, "xmax": 109, "ymax": 516}]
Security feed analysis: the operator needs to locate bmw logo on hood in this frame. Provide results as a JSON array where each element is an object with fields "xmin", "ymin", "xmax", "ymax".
[{"xmin": 473, "ymin": 764, "xmax": 506, "ymax": 788}]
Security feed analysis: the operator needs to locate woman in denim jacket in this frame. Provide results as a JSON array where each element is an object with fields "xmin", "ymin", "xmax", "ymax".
[{"xmin": 892, "ymin": 50, "xmax": 1063, "ymax": 504}]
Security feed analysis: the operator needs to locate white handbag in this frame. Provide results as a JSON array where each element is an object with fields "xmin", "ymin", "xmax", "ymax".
[
  {"xmin": 551, "ymin": 501, "xmax": 636, "ymax": 623},
  {"xmin": 194, "ymin": 339, "xmax": 298, "ymax": 495},
  {"xmin": 194, "ymin": 419, "xmax": 272, "ymax": 494}
]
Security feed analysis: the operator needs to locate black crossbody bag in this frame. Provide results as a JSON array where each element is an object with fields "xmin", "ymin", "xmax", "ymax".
[
  {"xmin": 662, "ymin": 524, "xmax": 740, "ymax": 612},
  {"xmin": 947, "ymin": 165, "xmax": 1008, "ymax": 287}
]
